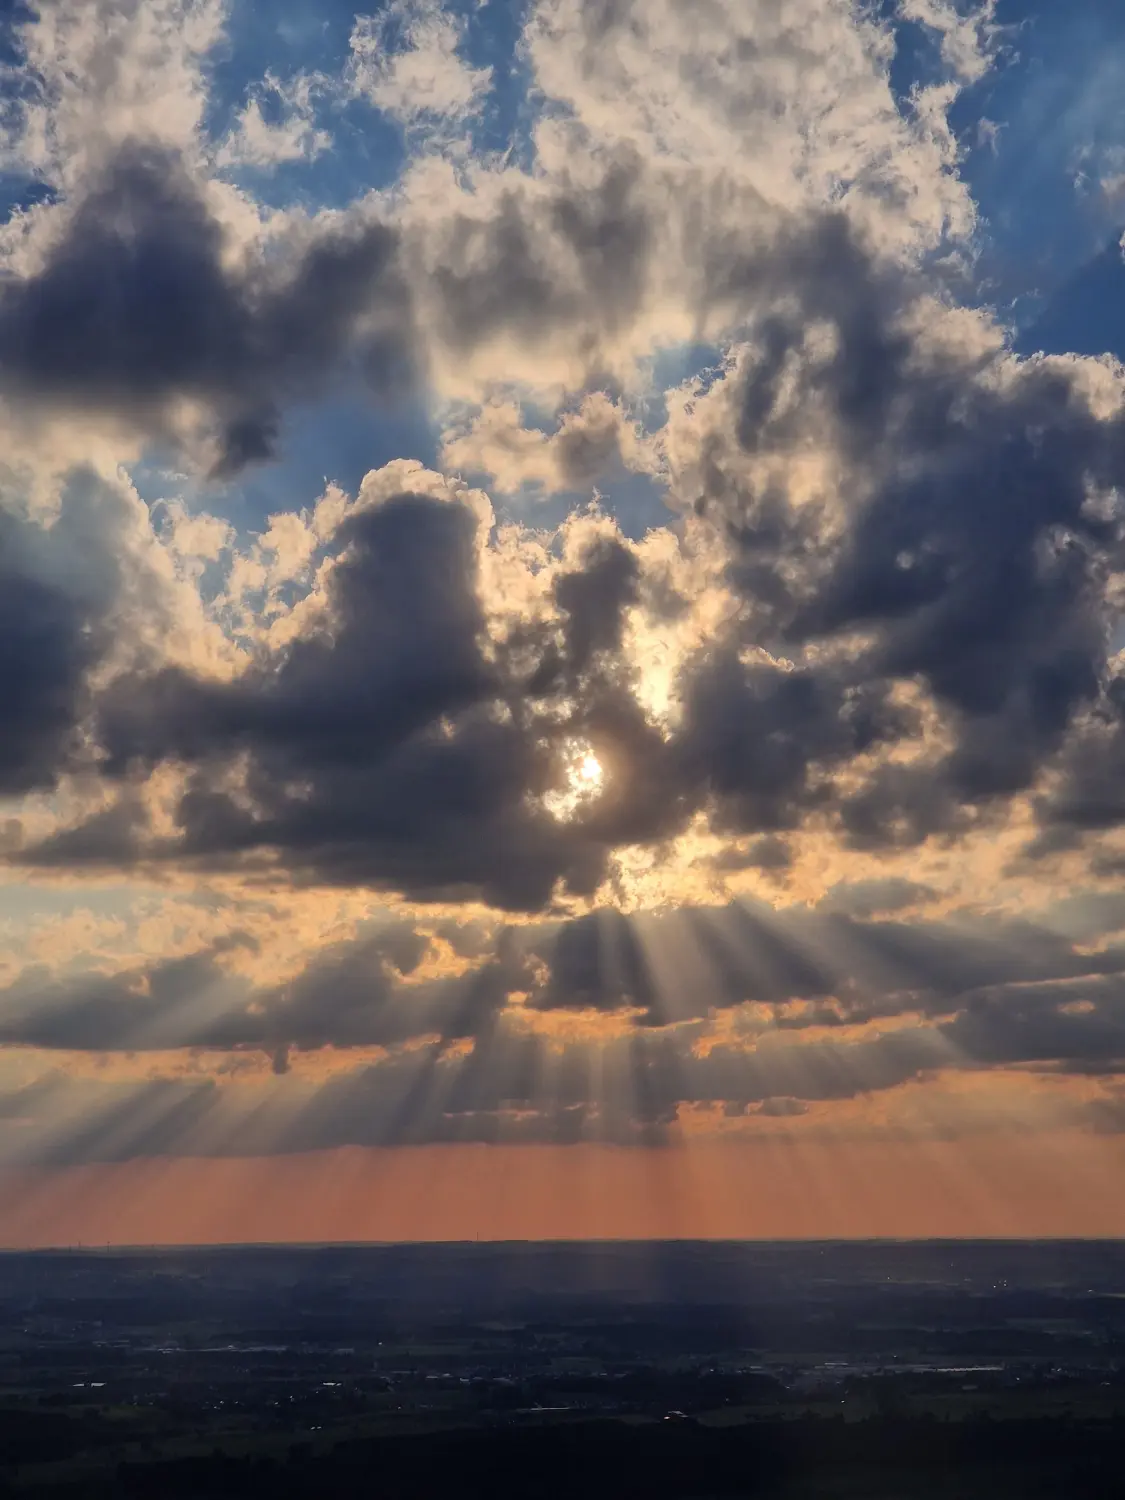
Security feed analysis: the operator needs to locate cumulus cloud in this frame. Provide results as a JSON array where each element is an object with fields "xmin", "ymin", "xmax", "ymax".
[
  {"xmin": 347, "ymin": 0, "xmax": 492, "ymax": 133},
  {"xmin": 524, "ymin": 0, "xmax": 976, "ymax": 250},
  {"xmin": 441, "ymin": 393, "xmax": 658, "ymax": 493},
  {"xmin": 0, "ymin": 462, "xmax": 216, "ymax": 796},
  {"xmin": 0, "ymin": 0, "xmax": 984, "ymax": 466},
  {"xmin": 20, "ymin": 241, "xmax": 1125, "ymax": 903},
  {"xmin": 0, "ymin": 143, "xmax": 409, "ymax": 471},
  {"xmin": 0, "ymin": 0, "xmax": 225, "ymax": 186},
  {"xmin": 75, "ymin": 479, "xmax": 682, "ymax": 909}
]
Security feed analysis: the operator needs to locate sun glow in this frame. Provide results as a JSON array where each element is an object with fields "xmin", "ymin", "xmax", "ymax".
[{"xmin": 544, "ymin": 738, "xmax": 605, "ymax": 821}]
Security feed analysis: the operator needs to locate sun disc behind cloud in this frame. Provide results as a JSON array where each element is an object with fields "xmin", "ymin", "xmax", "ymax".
[{"xmin": 544, "ymin": 738, "xmax": 606, "ymax": 822}]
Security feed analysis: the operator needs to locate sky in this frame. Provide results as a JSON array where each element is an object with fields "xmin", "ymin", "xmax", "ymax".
[{"xmin": 4, "ymin": 0, "xmax": 1125, "ymax": 1246}]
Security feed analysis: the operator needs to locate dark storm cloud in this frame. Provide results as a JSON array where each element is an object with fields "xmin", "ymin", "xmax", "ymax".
[
  {"xmin": 1031, "ymin": 668, "xmax": 1125, "ymax": 843},
  {"xmin": 0, "ymin": 144, "xmax": 409, "ymax": 470},
  {"xmin": 675, "ymin": 646, "xmax": 910, "ymax": 836},
  {"xmin": 0, "ymin": 539, "xmax": 99, "ymax": 793},
  {"xmin": 89, "ymin": 491, "xmax": 647, "ymax": 910},
  {"xmin": 0, "ymin": 470, "xmax": 138, "ymax": 795},
  {"xmin": 684, "ymin": 211, "xmax": 1125, "ymax": 847},
  {"xmin": 938, "ymin": 978, "xmax": 1125, "ymax": 1070}
]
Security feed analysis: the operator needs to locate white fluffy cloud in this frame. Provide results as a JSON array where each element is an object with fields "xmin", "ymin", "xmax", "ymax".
[
  {"xmin": 898, "ymin": 0, "xmax": 999, "ymax": 85},
  {"xmin": 215, "ymin": 70, "xmax": 333, "ymax": 169},
  {"xmin": 348, "ymin": 0, "xmax": 492, "ymax": 132},
  {"xmin": 0, "ymin": 0, "xmax": 225, "ymax": 186},
  {"xmin": 441, "ymin": 394, "xmax": 659, "ymax": 493},
  {"xmin": 525, "ymin": 0, "xmax": 977, "ymax": 252}
]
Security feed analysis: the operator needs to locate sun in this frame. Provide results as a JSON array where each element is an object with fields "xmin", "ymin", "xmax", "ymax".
[
  {"xmin": 575, "ymin": 751, "xmax": 603, "ymax": 789},
  {"xmin": 544, "ymin": 738, "xmax": 606, "ymax": 821}
]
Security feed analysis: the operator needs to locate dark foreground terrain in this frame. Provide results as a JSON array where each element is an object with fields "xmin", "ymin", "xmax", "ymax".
[
  {"xmin": 8, "ymin": 1414, "xmax": 1125, "ymax": 1498},
  {"xmin": 5, "ymin": 1239, "xmax": 1125, "ymax": 1496}
]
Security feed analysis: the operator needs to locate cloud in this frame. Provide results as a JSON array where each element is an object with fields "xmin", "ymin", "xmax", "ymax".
[
  {"xmin": 710, "ymin": 836, "xmax": 794, "ymax": 875},
  {"xmin": 6, "ymin": 891, "xmax": 1125, "ymax": 1163},
  {"xmin": 9, "ymin": 897, "xmax": 1123, "ymax": 1057},
  {"xmin": 0, "ymin": 514, "xmax": 104, "ymax": 794},
  {"xmin": 92, "ymin": 486, "xmax": 610, "ymax": 910},
  {"xmin": 441, "ymin": 394, "xmax": 658, "ymax": 494},
  {"xmin": 0, "ymin": 0, "xmax": 983, "ymax": 467},
  {"xmin": 524, "ymin": 0, "xmax": 977, "ymax": 251},
  {"xmin": 5, "ymin": 0, "xmax": 1125, "ymax": 1177},
  {"xmin": 3, "ymin": 198, "xmax": 1122, "ymax": 941},
  {"xmin": 0, "ymin": 143, "xmax": 409, "ymax": 471},
  {"xmin": 662, "ymin": 215, "xmax": 1125, "ymax": 850},
  {"xmin": 17, "ymin": 798, "xmax": 149, "ymax": 869},
  {"xmin": 0, "ymin": 1019, "xmax": 942, "ymax": 1161},
  {"xmin": 898, "ymin": 0, "xmax": 999, "ymax": 86},
  {"xmin": 0, "ymin": 916, "xmax": 514, "ymax": 1058},
  {"xmin": 0, "ymin": 463, "xmax": 194, "ymax": 796},
  {"xmin": 64, "ymin": 487, "xmax": 684, "ymax": 909},
  {"xmin": 348, "ymin": 0, "xmax": 492, "ymax": 134},
  {"xmin": 817, "ymin": 878, "xmax": 937, "ymax": 919},
  {"xmin": 21, "ymin": 218, "xmax": 1125, "ymax": 904},
  {"xmin": 0, "ymin": 0, "xmax": 225, "ymax": 186},
  {"xmin": 938, "ymin": 978, "xmax": 1125, "ymax": 1070},
  {"xmin": 755, "ymin": 1096, "xmax": 809, "ymax": 1118},
  {"xmin": 1031, "ymin": 664, "xmax": 1125, "ymax": 845},
  {"xmin": 215, "ymin": 70, "xmax": 332, "ymax": 170}
]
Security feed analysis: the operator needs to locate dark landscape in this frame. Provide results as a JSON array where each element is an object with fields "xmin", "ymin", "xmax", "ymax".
[{"xmin": 5, "ymin": 1239, "xmax": 1125, "ymax": 1496}]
